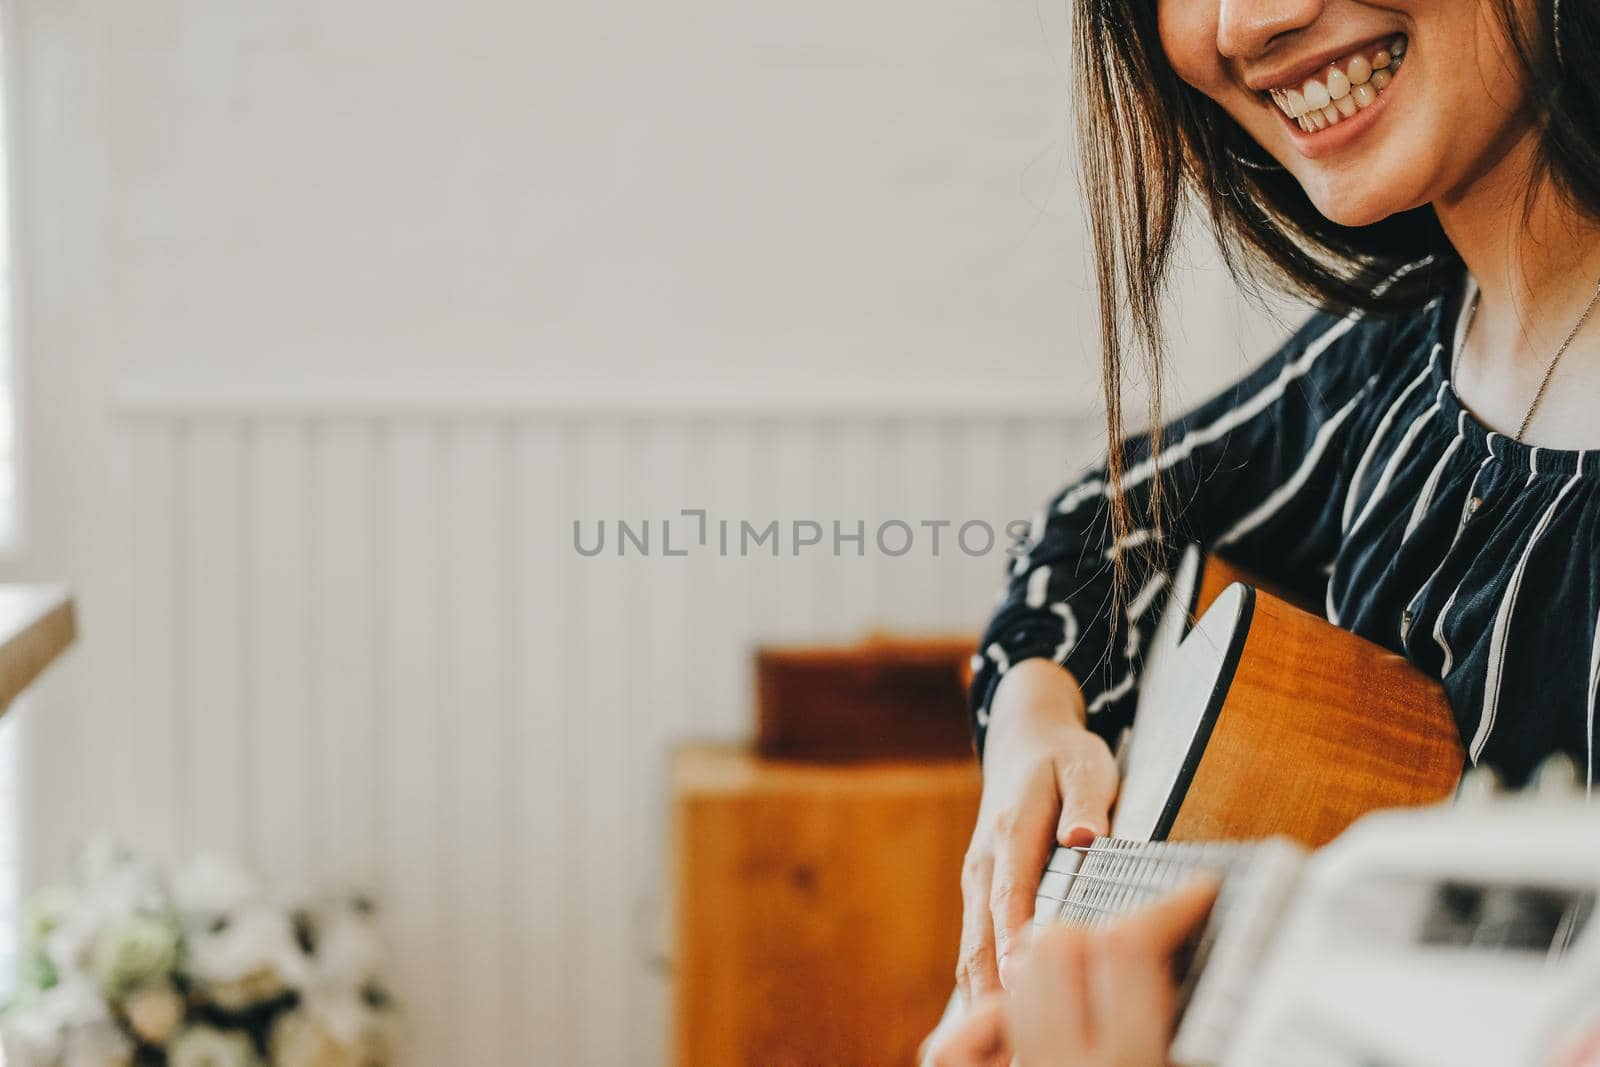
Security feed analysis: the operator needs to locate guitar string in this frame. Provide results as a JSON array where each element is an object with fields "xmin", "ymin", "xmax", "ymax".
[
  {"xmin": 1035, "ymin": 881, "xmax": 1223, "ymax": 908},
  {"xmin": 1045, "ymin": 869, "xmax": 1220, "ymax": 891},
  {"xmin": 1068, "ymin": 843, "xmax": 1245, "ymax": 861},
  {"xmin": 1041, "ymin": 845, "xmax": 1247, "ymax": 921},
  {"xmin": 1057, "ymin": 844, "xmax": 1247, "ymax": 873},
  {"xmin": 1033, "ymin": 896, "xmax": 1130, "ymax": 916}
]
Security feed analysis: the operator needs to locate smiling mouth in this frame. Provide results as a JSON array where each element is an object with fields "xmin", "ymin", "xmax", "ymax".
[{"xmin": 1263, "ymin": 35, "xmax": 1407, "ymax": 133}]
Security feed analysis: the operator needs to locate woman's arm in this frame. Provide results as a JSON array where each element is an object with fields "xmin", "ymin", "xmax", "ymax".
[
  {"xmin": 957, "ymin": 309, "xmax": 1387, "ymax": 999},
  {"xmin": 970, "ymin": 308, "xmax": 1385, "ymax": 757},
  {"xmin": 960, "ymin": 660, "xmax": 1119, "ymax": 995}
]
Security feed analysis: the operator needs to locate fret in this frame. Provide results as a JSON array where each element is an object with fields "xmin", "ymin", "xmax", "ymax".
[
  {"xmin": 1064, "ymin": 856, "xmax": 1091, "ymax": 926},
  {"xmin": 1129, "ymin": 843, "xmax": 1158, "ymax": 917},
  {"xmin": 1041, "ymin": 837, "xmax": 1258, "ymax": 933},
  {"xmin": 1083, "ymin": 845, "xmax": 1107, "ymax": 927},
  {"xmin": 1110, "ymin": 844, "xmax": 1134, "ymax": 922},
  {"xmin": 1036, "ymin": 896, "xmax": 1129, "ymax": 918},
  {"xmin": 1060, "ymin": 840, "xmax": 1099, "ymax": 928},
  {"xmin": 1054, "ymin": 868, "xmax": 1164, "ymax": 897}
]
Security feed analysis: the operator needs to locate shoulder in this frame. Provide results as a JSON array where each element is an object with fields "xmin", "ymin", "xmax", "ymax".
[
  {"xmin": 1250, "ymin": 308, "xmax": 1394, "ymax": 423},
  {"xmin": 1277, "ymin": 286, "xmax": 1449, "ymax": 419}
]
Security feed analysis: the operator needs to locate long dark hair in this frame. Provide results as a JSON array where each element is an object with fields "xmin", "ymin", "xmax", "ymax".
[{"xmin": 1076, "ymin": 0, "xmax": 1600, "ymax": 600}]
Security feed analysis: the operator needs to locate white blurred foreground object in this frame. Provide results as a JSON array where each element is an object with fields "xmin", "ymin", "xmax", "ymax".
[
  {"xmin": 1217, "ymin": 774, "xmax": 1599, "ymax": 1067},
  {"xmin": 928, "ymin": 772, "xmax": 1599, "ymax": 1067},
  {"xmin": 0, "ymin": 842, "xmax": 397, "ymax": 1067}
]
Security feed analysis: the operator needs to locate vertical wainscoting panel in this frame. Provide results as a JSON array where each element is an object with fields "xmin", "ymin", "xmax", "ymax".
[
  {"xmin": 110, "ymin": 396, "xmax": 1084, "ymax": 1066},
  {"xmin": 510, "ymin": 421, "xmax": 575, "ymax": 1064},
  {"xmin": 128, "ymin": 420, "xmax": 186, "ymax": 863},
  {"xmin": 625, "ymin": 417, "xmax": 691, "ymax": 1067},
  {"xmin": 441, "ymin": 422, "xmax": 513, "ymax": 1067},
  {"xmin": 311, "ymin": 421, "xmax": 382, "ymax": 892},
  {"xmin": 570, "ymin": 420, "xmax": 633, "ymax": 1067},
  {"xmin": 181, "ymin": 421, "xmax": 248, "ymax": 855},
  {"xmin": 826, "ymin": 419, "xmax": 885, "ymax": 638},
  {"xmin": 700, "ymin": 420, "xmax": 760, "ymax": 743},
  {"xmin": 246, "ymin": 420, "xmax": 317, "ymax": 879},
  {"xmin": 377, "ymin": 421, "xmax": 450, "ymax": 1067}
]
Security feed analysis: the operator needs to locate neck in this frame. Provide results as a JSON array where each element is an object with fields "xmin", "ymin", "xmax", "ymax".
[{"xmin": 1433, "ymin": 129, "xmax": 1600, "ymax": 358}]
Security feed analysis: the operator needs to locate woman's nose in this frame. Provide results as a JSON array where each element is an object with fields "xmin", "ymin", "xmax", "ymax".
[{"xmin": 1215, "ymin": 0, "xmax": 1325, "ymax": 59}]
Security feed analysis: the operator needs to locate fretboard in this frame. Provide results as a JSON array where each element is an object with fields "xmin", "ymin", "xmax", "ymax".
[
  {"xmin": 1034, "ymin": 835, "xmax": 1310, "ymax": 1066},
  {"xmin": 1035, "ymin": 837, "xmax": 1254, "ymax": 929}
]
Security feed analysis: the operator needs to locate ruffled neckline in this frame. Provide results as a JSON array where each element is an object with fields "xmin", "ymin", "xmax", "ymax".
[{"xmin": 1427, "ymin": 273, "xmax": 1599, "ymax": 478}]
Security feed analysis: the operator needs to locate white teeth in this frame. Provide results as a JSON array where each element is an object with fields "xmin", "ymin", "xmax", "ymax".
[{"xmin": 1269, "ymin": 35, "xmax": 1405, "ymax": 132}]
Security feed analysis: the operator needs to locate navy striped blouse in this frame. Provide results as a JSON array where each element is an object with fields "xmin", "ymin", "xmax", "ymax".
[{"xmin": 970, "ymin": 271, "xmax": 1600, "ymax": 790}]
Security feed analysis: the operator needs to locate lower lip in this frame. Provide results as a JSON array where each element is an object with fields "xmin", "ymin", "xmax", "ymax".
[{"xmin": 1270, "ymin": 61, "xmax": 1405, "ymax": 160}]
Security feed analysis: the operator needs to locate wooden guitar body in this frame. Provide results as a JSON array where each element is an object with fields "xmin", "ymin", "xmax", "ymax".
[
  {"xmin": 1110, "ymin": 548, "xmax": 1464, "ymax": 848},
  {"xmin": 925, "ymin": 549, "xmax": 1470, "ymax": 1064}
]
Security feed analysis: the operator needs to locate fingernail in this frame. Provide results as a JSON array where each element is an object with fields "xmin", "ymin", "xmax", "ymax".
[
  {"xmin": 998, "ymin": 953, "xmax": 1014, "ymax": 989},
  {"xmin": 1063, "ymin": 824, "xmax": 1098, "ymax": 847}
]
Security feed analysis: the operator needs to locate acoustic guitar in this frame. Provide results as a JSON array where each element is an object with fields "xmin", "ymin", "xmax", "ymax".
[
  {"xmin": 926, "ymin": 545, "xmax": 1476, "ymax": 1061},
  {"xmin": 1102, "ymin": 544, "xmax": 1462, "ymax": 850},
  {"xmin": 1017, "ymin": 550, "xmax": 1599, "ymax": 1064}
]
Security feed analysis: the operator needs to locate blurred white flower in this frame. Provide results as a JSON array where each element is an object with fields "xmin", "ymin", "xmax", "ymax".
[
  {"xmin": 172, "ymin": 855, "xmax": 263, "ymax": 923},
  {"xmin": 271, "ymin": 1007, "xmax": 388, "ymax": 1067},
  {"xmin": 272, "ymin": 1010, "xmax": 349, "ymax": 1067},
  {"xmin": 2, "ymin": 1005, "xmax": 66, "ymax": 1066},
  {"xmin": 268, "ymin": 1010, "xmax": 322, "ymax": 1067},
  {"xmin": 290, "ymin": 899, "xmax": 384, "ymax": 992},
  {"xmin": 74, "ymin": 838, "xmax": 166, "ymax": 918},
  {"xmin": 58, "ymin": 1019, "xmax": 134, "ymax": 1067},
  {"xmin": 21, "ymin": 884, "xmax": 80, "ymax": 957},
  {"xmin": 303, "ymin": 990, "xmax": 379, "ymax": 1049},
  {"xmin": 183, "ymin": 909, "xmax": 300, "ymax": 1011},
  {"xmin": 123, "ymin": 982, "xmax": 185, "ymax": 1046},
  {"xmin": 37, "ymin": 843, "xmax": 169, "ymax": 987},
  {"xmin": 18, "ymin": 974, "xmax": 115, "ymax": 1030},
  {"xmin": 3, "ymin": 977, "xmax": 132, "ymax": 1067},
  {"xmin": 168, "ymin": 1025, "xmax": 262, "ymax": 1067},
  {"xmin": 89, "ymin": 914, "xmax": 180, "ymax": 995},
  {"xmin": 6, "ymin": 841, "xmax": 395, "ymax": 1066}
]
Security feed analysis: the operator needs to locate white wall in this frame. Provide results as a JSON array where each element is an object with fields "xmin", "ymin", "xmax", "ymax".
[{"xmin": 0, "ymin": 1, "xmax": 1304, "ymax": 1064}]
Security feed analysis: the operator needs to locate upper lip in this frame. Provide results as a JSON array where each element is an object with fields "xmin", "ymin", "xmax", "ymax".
[{"xmin": 1244, "ymin": 33, "xmax": 1400, "ymax": 93}]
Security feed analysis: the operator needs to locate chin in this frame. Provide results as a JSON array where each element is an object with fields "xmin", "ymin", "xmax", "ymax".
[{"xmin": 1296, "ymin": 173, "xmax": 1420, "ymax": 229}]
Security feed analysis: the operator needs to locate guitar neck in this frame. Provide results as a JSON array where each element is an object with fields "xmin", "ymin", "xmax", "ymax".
[
  {"xmin": 1035, "ymin": 837, "xmax": 1256, "ymax": 928},
  {"xmin": 1035, "ymin": 836, "xmax": 1311, "ymax": 1066}
]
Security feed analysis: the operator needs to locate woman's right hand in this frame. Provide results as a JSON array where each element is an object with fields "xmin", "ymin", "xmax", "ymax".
[{"xmin": 956, "ymin": 658, "xmax": 1119, "ymax": 1000}]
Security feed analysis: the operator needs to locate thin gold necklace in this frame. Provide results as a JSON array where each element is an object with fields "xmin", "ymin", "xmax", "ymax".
[{"xmin": 1452, "ymin": 274, "xmax": 1600, "ymax": 442}]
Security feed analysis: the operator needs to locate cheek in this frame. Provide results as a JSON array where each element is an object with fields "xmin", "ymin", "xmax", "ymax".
[{"xmin": 1156, "ymin": 1, "xmax": 1227, "ymax": 96}]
